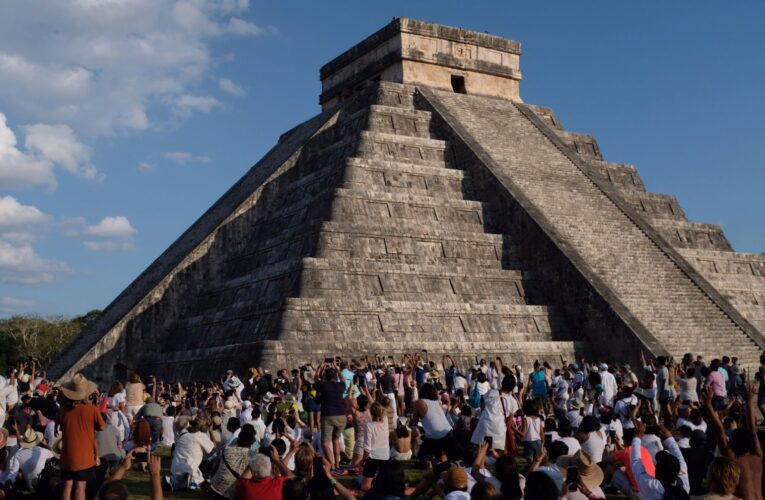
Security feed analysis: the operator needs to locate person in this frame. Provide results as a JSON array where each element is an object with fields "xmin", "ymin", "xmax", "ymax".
[
  {"xmin": 410, "ymin": 383, "xmax": 453, "ymax": 462},
  {"xmin": 577, "ymin": 415, "xmax": 606, "ymax": 464},
  {"xmin": 364, "ymin": 460, "xmax": 407, "ymax": 500},
  {"xmin": 346, "ymin": 381, "xmax": 370, "ymax": 468},
  {"xmin": 125, "ymin": 372, "xmax": 146, "ymax": 421},
  {"xmin": 160, "ymin": 405, "xmax": 176, "ymax": 446},
  {"xmin": 169, "ymin": 415, "xmax": 215, "ymax": 489},
  {"xmin": 104, "ymin": 449, "xmax": 164, "ymax": 500},
  {"xmin": 361, "ymin": 402, "xmax": 389, "ymax": 491},
  {"xmin": 528, "ymin": 440, "xmax": 569, "ymax": 492},
  {"xmin": 680, "ymin": 429, "xmax": 712, "ymax": 495},
  {"xmin": 59, "ymin": 372, "xmax": 106, "ymax": 500},
  {"xmin": 704, "ymin": 384, "xmax": 763, "ymax": 499},
  {"xmin": 529, "ymin": 362, "xmax": 548, "ymax": 403},
  {"xmin": 210, "ymin": 424, "xmax": 256, "ymax": 499},
  {"xmin": 305, "ymin": 457, "xmax": 355, "ymax": 500},
  {"xmin": 5, "ymin": 428, "xmax": 53, "ymax": 492},
  {"xmin": 705, "ymin": 362, "xmax": 727, "ymax": 411},
  {"xmin": 556, "ymin": 450, "xmax": 606, "ymax": 499},
  {"xmin": 136, "ymin": 396, "xmax": 163, "ymax": 445},
  {"xmin": 442, "ymin": 465, "xmax": 470, "ymax": 499},
  {"xmin": 470, "ymin": 375, "xmax": 517, "ymax": 453},
  {"xmin": 520, "ymin": 399, "xmax": 544, "ymax": 462},
  {"xmin": 235, "ymin": 447, "xmax": 293, "ymax": 499},
  {"xmin": 611, "ymin": 431, "xmax": 656, "ymax": 496},
  {"xmin": 314, "ymin": 361, "xmax": 346, "ymax": 470},
  {"xmin": 96, "ymin": 411, "xmax": 124, "ymax": 469},
  {"xmin": 630, "ymin": 420, "xmax": 690, "ymax": 499},
  {"xmin": 599, "ymin": 364, "xmax": 618, "ymax": 407},
  {"xmin": 524, "ymin": 470, "xmax": 560, "ymax": 500},
  {"xmin": 699, "ymin": 456, "xmax": 741, "ymax": 500}
]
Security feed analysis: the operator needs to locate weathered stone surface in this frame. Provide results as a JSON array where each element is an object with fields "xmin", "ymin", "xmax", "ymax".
[{"xmin": 50, "ymin": 18, "xmax": 763, "ymax": 383}]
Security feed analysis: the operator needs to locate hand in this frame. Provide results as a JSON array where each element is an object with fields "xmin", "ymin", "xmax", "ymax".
[
  {"xmin": 658, "ymin": 426, "xmax": 673, "ymax": 440},
  {"xmin": 703, "ymin": 386, "xmax": 714, "ymax": 406},
  {"xmin": 632, "ymin": 419, "xmax": 646, "ymax": 439},
  {"xmin": 121, "ymin": 450, "xmax": 135, "ymax": 471},
  {"xmin": 147, "ymin": 451, "xmax": 161, "ymax": 478},
  {"xmin": 269, "ymin": 445, "xmax": 280, "ymax": 462},
  {"xmin": 744, "ymin": 383, "xmax": 756, "ymax": 403},
  {"xmin": 536, "ymin": 445, "xmax": 547, "ymax": 464}
]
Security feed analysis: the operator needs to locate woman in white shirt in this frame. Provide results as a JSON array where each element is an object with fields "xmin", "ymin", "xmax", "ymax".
[
  {"xmin": 520, "ymin": 399, "xmax": 544, "ymax": 462},
  {"xmin": 361, "ymin": 402, "xmax": 389, "ymax": 491},
  {"xmin": 578, "ymin": 415, "xmax": 606, "ymax": 463},
  {"xmin": 470, "ymin": 377, "xmax": 518, "ymax": 452}
]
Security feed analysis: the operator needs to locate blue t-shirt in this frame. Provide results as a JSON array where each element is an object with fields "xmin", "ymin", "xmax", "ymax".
[
  {"xmin": 531, "ymin": 371, "xmax": 547, "ymax": 397},
  {"xmin": 341, "ymin": 369, "xmax": 359, "ymax": 398}
]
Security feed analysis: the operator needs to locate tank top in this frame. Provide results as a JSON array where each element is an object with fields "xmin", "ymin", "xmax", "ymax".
[
  {"xmin": 421, "ymin": 399, "xmax": 451, "ymax": 439},
  {"xmin": 582, "ymin": 431, "xmax": 606, "ymax": 463},
  {"xmin": 524, "ymin": 416, "xmax": 542, "ymax": 442}
]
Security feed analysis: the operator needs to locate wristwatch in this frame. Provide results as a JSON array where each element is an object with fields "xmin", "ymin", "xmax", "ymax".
[{"xmin": 330, "ymin": 478, "xmax": 337, "ymax": 486}]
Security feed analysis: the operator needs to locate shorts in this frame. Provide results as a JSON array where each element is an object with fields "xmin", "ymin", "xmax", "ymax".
[
  {"xmin": 362, "ymin": 458, "xmax": 386, "ymax": 478},
  {"xmin": 62, "ymin": 466, "xmax": 97, "ymax": 482},
  {"xmin": 320, "ymin": 415, "xmax": 346, "ymax": 442},
  {"xmin": 418, "ymin": 433, "xmax": 455, "ymax": 461},
  {"xmin": 306, "ymin": 400, "xmax": 321, "ymax": 413},
  {"xmin": 712, "ymin": 395, "xmax": 726, "ymax": 411},
  {"xmin": 523, "ymin": 440, "xmax": 542, "ymax": 460}
]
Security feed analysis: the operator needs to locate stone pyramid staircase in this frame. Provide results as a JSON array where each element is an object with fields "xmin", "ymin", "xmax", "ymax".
[{"xmin": 420, "ymin": 87, "xmax": 763, "ymax": 371}]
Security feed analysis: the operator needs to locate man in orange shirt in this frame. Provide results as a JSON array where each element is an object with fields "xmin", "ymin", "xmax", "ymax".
[
  {"xmin": 59, "ymin": 373, "xmax": 105, "ymax": 500},
  {"xmin": 611, "ymin": 441, "xmax": 655, "ymax": 495}
]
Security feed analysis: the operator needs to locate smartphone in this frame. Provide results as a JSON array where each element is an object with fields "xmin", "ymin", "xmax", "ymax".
[
  {"xmin": 484, "ymin": 436, "xmax": 493, "ymax": 448},
  {"xmin": 313, "ymin": 456, "xmax": 324, "ymax": 475},
  {"xmin": 324, "ymin": 357, "xmax": 333, "ymax": 363},
  {"xmin": 566, "ymin": 466, "xmax": 579, "ymax": 485},
  {"xmin": 609, "ymin": 430, "xmax": 617, "ymax": 440},
  {"xmin": 134, "ymin": 452, "xmax": 148, "ymax": 463}
]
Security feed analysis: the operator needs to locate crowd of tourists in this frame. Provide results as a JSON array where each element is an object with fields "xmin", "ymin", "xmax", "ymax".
[{"xmin": 0, "ymin": 351, "xmax": 763, "ymax": 500}]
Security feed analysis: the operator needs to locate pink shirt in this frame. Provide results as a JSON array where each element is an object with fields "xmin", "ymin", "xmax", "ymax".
[{"xmin": 706, "ymin": 371, "xmax": 725, "ymax": 397}]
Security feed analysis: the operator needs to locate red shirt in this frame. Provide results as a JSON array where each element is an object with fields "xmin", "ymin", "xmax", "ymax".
[
  {"xmin": 235, "ymin": 476, "xmax": 287, "ymax": 500},
  {"xmin": 613, "ymin": 445, "xmax": 654, "ymax": 491},
  {"xmin": 59, "ymin": 403, "xmax": 105, "ymax": 472}
]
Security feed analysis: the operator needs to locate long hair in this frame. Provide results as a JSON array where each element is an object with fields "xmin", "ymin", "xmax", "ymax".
[{"xmin": 133, "ymin": 419, "xmax": 152, "ymax": 447}]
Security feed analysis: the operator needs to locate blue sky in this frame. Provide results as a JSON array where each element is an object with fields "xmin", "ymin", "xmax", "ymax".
[{"xmin": 0, "ymin": 1, "xmax": 763, "ymax": 317}]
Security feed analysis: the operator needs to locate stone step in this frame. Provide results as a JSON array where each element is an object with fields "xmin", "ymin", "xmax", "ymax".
[
  {"xmin": 555, "ymin": 130, "xmax": 603, "ymax": 160},
  {"xmin": 343, "ymin": 156, "xmax": 471, "ymax": 197},
  {"xmin": 650, "ymin": 219, "xmax": 732, "ymax": 251},
  {"xmin": 299, "ymin": 257, "xmax": 533, "ymax": 303},
  {"xmin": 356, "ymin": 131, "xmax": 453, "ymax": 168},
  {"xmin": 357, "ymin": 104, "xmax": 435, "ymax": 139},
  {"xmin": 618, "ymin": 191, "xmax": 687, "ymax": 221},
  {"xmin": 330, "ymin": 188, "xmax": 486, "ymax": 227}
]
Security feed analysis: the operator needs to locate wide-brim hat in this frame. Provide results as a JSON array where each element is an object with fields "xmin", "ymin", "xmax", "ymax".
[
  {"xmin": 20, "ymin": 428, "xmax": 43, "ymax": 449},
  {"xmin": 556, "ymin": 450, "xmax": 604, "ymax": 490},
  {"xmin": 51, "ymin": 434, "xmax": 63, "ymax": 459},
  {"xmin": 569, "ymin": 399, "xmax": 585, "ymax": 410},
  {"xmin": 428, "ymin": 370, "xmax": 441, "ymax": 380},
  {"xmin": 262, "ymin": 392, "xmax": 274, "ymax": 403},
  {"xmin": 61, "ymin": 373, "xmax": 98, "ymax": 401},
  {"xmin": 0, "ymin": 428, "xmax": 8, "ymax": 449},
  {"xmin": 284, "ymin": 393, "xmax": 296, "ymax": 403}
]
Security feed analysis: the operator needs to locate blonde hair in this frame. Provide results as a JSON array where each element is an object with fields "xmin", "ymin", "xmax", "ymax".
[
  {"xmin": 370, "ymin": 402, "xmax": 385, "ymax": 422},
  {"xmin": 707, "ymin": 456, "xmax": 741, "ymax": 495}
]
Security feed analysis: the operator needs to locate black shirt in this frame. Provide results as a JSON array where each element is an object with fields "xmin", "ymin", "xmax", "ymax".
[
  {"xmin": 379, "ymin": 374, "xmax": 395, "ymax": 394},
  {"xmin": 315, "ymin": 380, "xmax": 346, "ymax": 416}
]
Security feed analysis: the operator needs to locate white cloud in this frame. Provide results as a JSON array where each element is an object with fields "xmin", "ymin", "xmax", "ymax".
[
  {"xmin": 0, "ymin": 113, "xmax": 57, "ymax": 191},
  {"xmin": 173, "ymin": 94, "xmax": 221, "ymax": 116},
  {"xmin": 218, "ymin": 77, "xmax": 245, "ymax": 96},
  {"xmin": 163, "ymin": 151, "xmax": 212, "ymax": 164},
  {"xmin": 84, "ymin": 216, "xmax": 136, "ymax": 237},
  {"xmin": 0, "ymin": 296, "xmax": 37, "ymax": 314},
  {"xmin": 0, "ymin": 240, "xmax": 71, "ymax": 285},
  {"xmin": 0, "ymin": 0, "xmax": 276, "ymax": 136},
  {"xmin": 24, "ymin": 123, "xmax": 100, "ymax": 180},
  {"xmin": 0, "ymin": 195, "xmax": 51, "ymax": 228},
  {"xmin": 137, "ymin": 161, "xmax": 156, "ymax": 172},
  {"xmin": 83, "ymin": 240, "xmax": 136, "ymax": 252},
  {"xmin": 226, "ymin": 17, "xmax": 278, "ymax": 36}
]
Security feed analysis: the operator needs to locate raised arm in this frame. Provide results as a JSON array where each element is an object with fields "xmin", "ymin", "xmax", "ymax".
[
  {"xmin": 702, "ymin": 387, "xmax": 732, "ymax": 458},
  {"xmin": 744, "ymin": 383, "xmax": 763, "ymax": 458}
]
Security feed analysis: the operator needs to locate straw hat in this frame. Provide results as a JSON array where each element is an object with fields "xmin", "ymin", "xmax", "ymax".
[
  {"xmin": 442, "ymin": 465, "xmax": 469, "ymax": 490},
  {"xmin": 427, "ymin": 369, "xmax": 441, "ymax": 380},
  {"xmin": 556, "ymin": 450, "xmax": 604, "ymax": 490},
  {"xmin": 0, "ymin": 428, "xmax": 8, "ymax": 449},
  {"xmin": 19, "ymin": 428, "xmax": 44, "ymax": 449},
  {"xmin": 50, "ymin": 434, "xmax": 63, "ymax": 459},
  {"xmin": 61, "ymin": 373, "xmax": 98, "ymax": 401}
]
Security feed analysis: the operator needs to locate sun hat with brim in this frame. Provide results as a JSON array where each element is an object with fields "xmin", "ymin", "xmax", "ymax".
[
  {"xmin": 19, "ymin": 428, "xmax": 44, "ymax": 449},
  {"xmin": 51, "ymin": 434, "xmax": 63, "ymax": 459},
  {"xmin": 556, "ymin": 450, "xmax": 604, "ymax": 490},
  {"xmin": 0, "ymin": 428, "xmax": 8, "ymax": 449},
  {"xmin": 442, "ymin": 465, "xmax": 468, "ymax": 490},
  {"xmin": 428, "ymin": 370, "xmax": 441, "ymax": 380},
  {"xmin": 61, "ymin": 373, "xmax": 98, "ymax": 401}
]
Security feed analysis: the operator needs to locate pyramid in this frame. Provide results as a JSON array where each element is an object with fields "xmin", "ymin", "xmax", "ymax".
[{"xmin": 49, "ymin": 18, "xmax": 764, "ymax": 383}]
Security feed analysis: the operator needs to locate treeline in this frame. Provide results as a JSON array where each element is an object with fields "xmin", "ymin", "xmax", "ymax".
[{"xmin": 0, "ymin": 310, "xmax": 101, "ymax": 373}]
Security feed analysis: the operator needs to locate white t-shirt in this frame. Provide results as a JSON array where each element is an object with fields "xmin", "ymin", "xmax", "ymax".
[
  {"xmin": 161, "ymin": 416, "xmax": 175, "ymax": 445},
  {"xmin": 171, "ymin": 431, "xmax": 215, "ymax": 484},
  {"xmin": 7, "ymin": 446, "xmax": 54, "ymax": 489},
  {"xmin": 555, "ymin": 436, "xmax": 582, "ymax": 454}
]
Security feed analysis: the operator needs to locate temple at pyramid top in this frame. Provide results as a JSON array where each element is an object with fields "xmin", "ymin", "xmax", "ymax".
[{"xmin": 319, "ymin": 17, "xmax": 523, "ymax": 109}]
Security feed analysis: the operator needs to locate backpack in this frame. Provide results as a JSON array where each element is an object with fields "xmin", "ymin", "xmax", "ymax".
[{"xmin": 468, "ymin": 381, "xmax": 481, "ymax": 409}]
